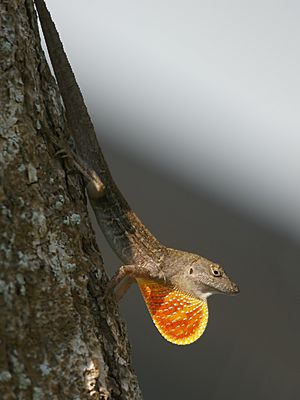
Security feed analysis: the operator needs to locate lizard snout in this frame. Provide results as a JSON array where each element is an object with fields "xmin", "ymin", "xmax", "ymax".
[{"xmin": 231, "ymin": 282, "xmax": 240, "ymax": 295}]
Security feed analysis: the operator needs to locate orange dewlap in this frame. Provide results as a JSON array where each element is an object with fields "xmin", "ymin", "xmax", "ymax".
[{"xmin": 137, "ymin": 278, "xmax": 209, "ymax": 345}]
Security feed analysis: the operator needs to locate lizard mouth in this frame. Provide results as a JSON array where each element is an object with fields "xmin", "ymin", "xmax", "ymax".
[
  {"xmin": 221, "ymin": 283, "xmax": 240, "ymax": 295},
  {"xmin": 229, "ymin": 282, "xmax": 240, "ymax": 295},
  {"xmin": 204, "ymin": 281, "xmax": 240, "ymax": 296}
]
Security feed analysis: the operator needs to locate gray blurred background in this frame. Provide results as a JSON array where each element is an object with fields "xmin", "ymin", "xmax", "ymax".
[{"xmin": 43, "ymin": 1, "xmax": 299, "ymax": 399}]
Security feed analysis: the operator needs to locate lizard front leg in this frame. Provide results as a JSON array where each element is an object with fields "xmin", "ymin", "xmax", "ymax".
[
  {"xmin": 114, "ymin": 276, "xmax": 135, "ymax": 301},
  {"xmin": 107, "ymin": 264, "xmax": 152, "ymax": 300}
]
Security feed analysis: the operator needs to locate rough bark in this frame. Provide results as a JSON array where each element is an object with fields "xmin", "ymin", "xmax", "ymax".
[{"xmin": 0, "ymin": 1, "xmax": 142, "ymax": 399}]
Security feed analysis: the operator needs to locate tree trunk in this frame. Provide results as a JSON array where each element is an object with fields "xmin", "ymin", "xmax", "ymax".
[{"xmin": 0, "ymin": 1, "xmax": 142, "ymax": 398}]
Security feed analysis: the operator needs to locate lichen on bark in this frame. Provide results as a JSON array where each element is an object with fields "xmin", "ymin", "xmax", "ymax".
[{"xmin": 0, "ymin": 1, "xmax": 142, "ymax": 398}]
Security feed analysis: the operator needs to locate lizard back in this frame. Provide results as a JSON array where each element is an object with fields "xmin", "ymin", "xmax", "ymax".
[{"xmin": 35, "ymin": 0, "xmax": 165, "ymax": 268}]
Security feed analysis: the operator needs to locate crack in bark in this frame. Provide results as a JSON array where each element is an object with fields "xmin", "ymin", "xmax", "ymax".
[{"xmin": 0, "ymin": 1, "xmax": 142, "ymax": 398}]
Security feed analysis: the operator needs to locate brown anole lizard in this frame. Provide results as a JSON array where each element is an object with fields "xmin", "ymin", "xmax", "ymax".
[{"xmin": 35, "ymin": 0, "xmax": 239, "ymax": 345}]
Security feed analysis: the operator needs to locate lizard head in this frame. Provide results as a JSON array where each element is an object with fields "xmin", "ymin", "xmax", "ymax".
[
  {"xmin": 137, "ymin": 249, "xmax": 239, "ymax": 345},
  {"xmin": 167, "ymin": 250, "xmax": 240, "ymax": 300}
]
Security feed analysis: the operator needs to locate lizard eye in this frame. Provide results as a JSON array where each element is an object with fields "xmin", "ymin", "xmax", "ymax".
[
  {"xmin": 189, "ymin": 268, "xmax": 194, "ymax": 275},
  {"xmin": 210, "ymin": 265, "xmax": 222, "ymax": 277}
]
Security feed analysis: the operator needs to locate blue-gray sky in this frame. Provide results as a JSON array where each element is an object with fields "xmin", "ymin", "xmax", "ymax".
[{"xmin": 43, "ymin": 0, "xmax": 300, "ymax": 238}]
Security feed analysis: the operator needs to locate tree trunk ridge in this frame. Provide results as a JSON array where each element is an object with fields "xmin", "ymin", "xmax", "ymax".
[{"xmin": 0, "ymin": 0, "xmax": 142, "ymax": 398}]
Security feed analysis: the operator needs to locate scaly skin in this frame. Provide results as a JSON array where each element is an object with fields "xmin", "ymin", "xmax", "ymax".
[{"xmin": 35, "ymin": 0, "xmax": 239, "ymax": 344}]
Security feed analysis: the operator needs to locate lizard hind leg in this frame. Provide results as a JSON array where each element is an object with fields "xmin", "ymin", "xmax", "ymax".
[
  {"xmin": 68, "ymin": 150, "xmax": 105, "ymax": 199},
  {"xmin": 55, "ymin": 141, "xmax": 105, "ymax": 199}
]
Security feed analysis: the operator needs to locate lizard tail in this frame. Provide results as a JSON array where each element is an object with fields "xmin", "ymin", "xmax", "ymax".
[{"xmin": 34, "ymin": 0, "xmax": 109, "ymax": 179}]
